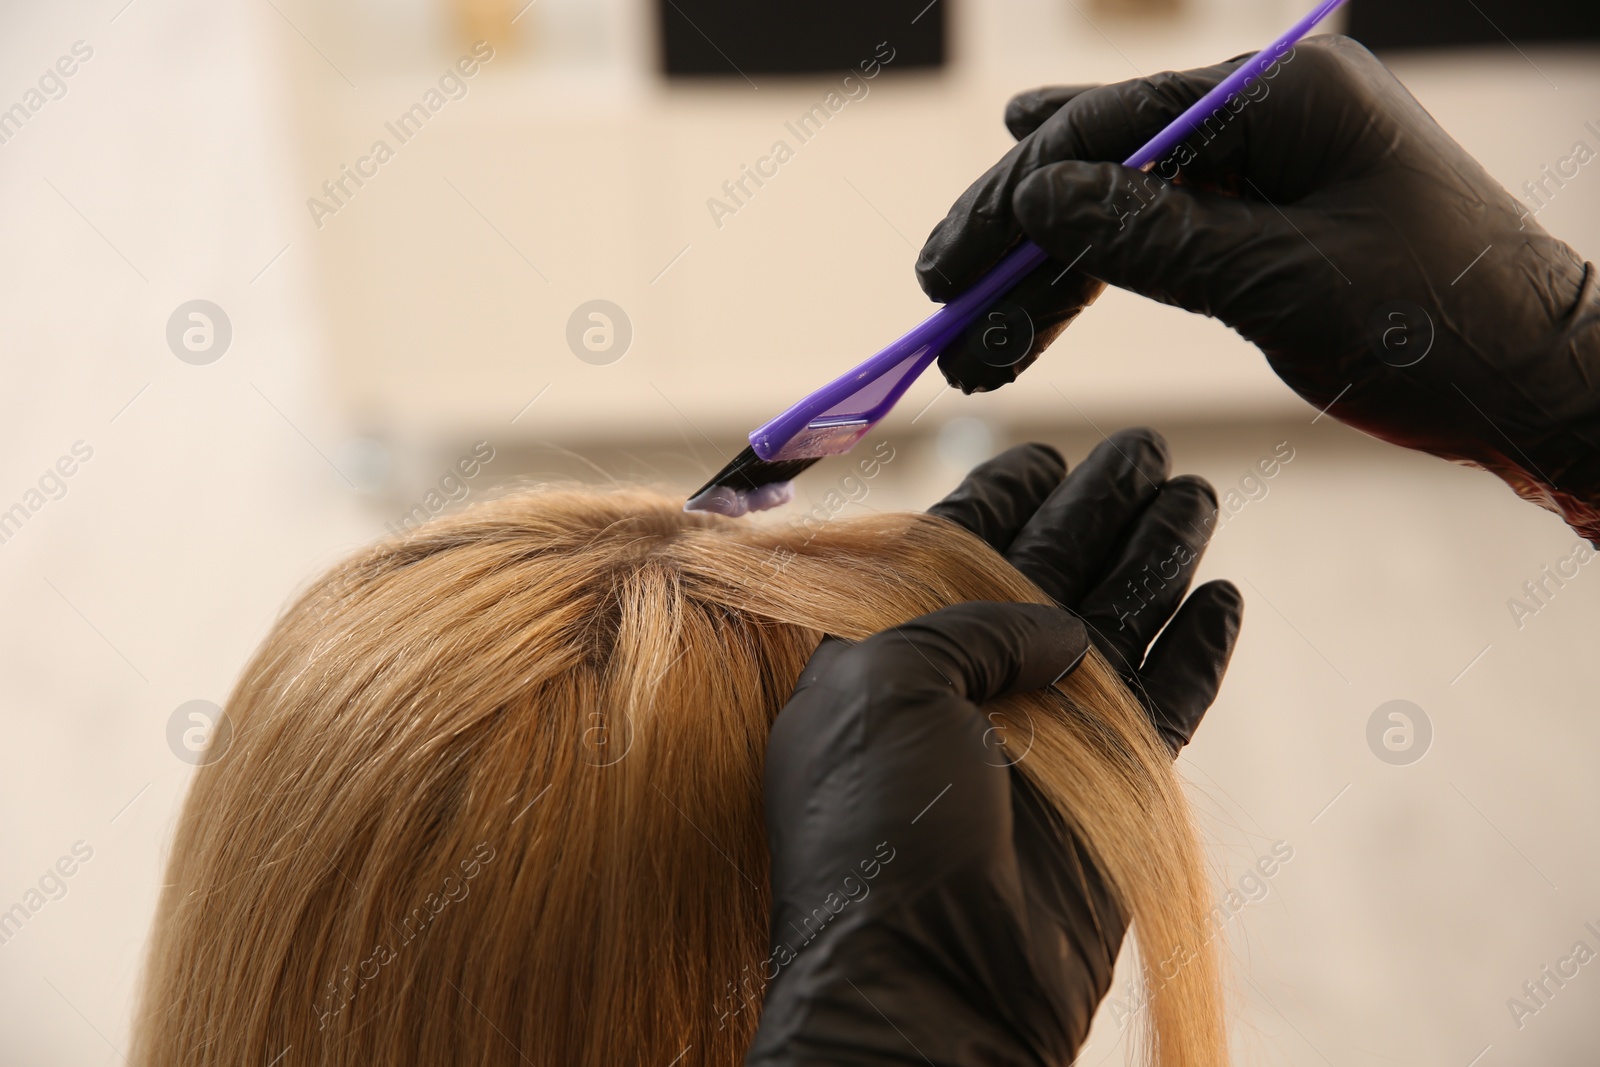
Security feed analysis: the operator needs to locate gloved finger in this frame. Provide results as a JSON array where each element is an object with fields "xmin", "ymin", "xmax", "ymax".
[
  {"xmin": 845, "ymin": 601, "xmax": 1091, "ymax": 709},
  {"xmin": 917, "ymin": 59, "xmax": 1241, "ymax": 302},
  {"xmin": 1013, "ymin": 160, "xmax": 1292, "ymax": 324},
  {"xmin": 938, "ymin": 264, "xmax": 1108, "ymax": 395},
  {"xmin": 1002, "ymin": 429, "xmax": 1170, "ymax": 609},
  {"xmin": 1004, "ymin": 84, "xmax": 1099, "ymax": 140},
  {"xmin": 927, "ymin": 443, "xmax": 1066, "ymax": 552},
  {"xmin": 788, "ymin": 634, "xmax": 851, "ymax": 698},
  {"xmin": 1074, "ymin": 475, "xmax": 1220, "ymax": 672},
  {"xmin": 1008, "ymin": 771, "xmax": 1127, "ymax": 1004},
  {"xmin": 1133, "ymin": 580, "xmax": 1244, "ymax": 756}
]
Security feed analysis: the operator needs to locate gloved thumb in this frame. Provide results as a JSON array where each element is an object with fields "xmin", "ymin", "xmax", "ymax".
[
  {"xmin": 1004, "ymin": 85, "xmax": 1099, "ymax": 140},
  {"xmin": 846, "ymin": 601, "xmax": 1091, "ymax": 709},
  {"xmin": 1013, "ymin": 159, "xmax": 1280, "ymax": 324}
]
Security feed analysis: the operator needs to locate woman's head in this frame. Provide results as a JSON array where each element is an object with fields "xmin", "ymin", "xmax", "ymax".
[{"xmin": 132, "ymin": 487, "xmax": 1223, "ymax": 1067}]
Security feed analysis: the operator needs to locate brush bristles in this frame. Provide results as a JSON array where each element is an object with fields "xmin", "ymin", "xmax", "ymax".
[{"xmin": 684, "ymin": 449, "xmax": 820, "ymax": 516}]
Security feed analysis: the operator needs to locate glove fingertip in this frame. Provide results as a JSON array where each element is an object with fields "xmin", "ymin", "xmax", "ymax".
[
  {"xmin": 937, "ymin": 344, "xmax": 1028, "ymax": 394},
  {"xmin": 1199, "ymin": 578, "xmax": 1245, "ymax": 621},
  {"xmin": 1017, "ymin": 440, "xmax": 1067, "ymax": 478},
  {"xmin": 1101, "ymin": 426, "xmax": 1173, "ymax": 486},
  {"xmin": 1178, "ymin": 581, "xmax": 1246, "ymax": 663},
  {"xmin": 1012, "ymin": 603, "xmax": 1092, "ymax": 694},
  {"xmin": 1188, "ymin": 582, "xmax": 1247, "ymax": 680},
  {"xmin": 1049, "ymin": 639, "xmax": 1091, "ymax": 687},
  {"xmin": 1004, "ymin": 95, "xmax": 1050, "ymax": 140}
]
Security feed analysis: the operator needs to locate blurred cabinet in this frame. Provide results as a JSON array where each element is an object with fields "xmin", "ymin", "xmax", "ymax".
[{"xmin": 280, "ymin": 0, "xmax": 1600, "ymax": 449}]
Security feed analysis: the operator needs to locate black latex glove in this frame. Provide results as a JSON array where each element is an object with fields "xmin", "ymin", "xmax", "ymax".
[
  {"xmin": 745, "ymin": 431, "xmax": 1243, "ymax": 1066},
  {"xmin": 918, "ymin": 35, "xmax": 1600, "ymax": 541}
]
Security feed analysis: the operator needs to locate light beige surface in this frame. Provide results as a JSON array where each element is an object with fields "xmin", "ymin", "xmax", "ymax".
[
  {"xmin": 1, "ymin": 0, "xmax": 1597, "ymax": 1064},
  {"xmin": 283, "ymin": 4, "xmax": 1600, "ymax": 444}
]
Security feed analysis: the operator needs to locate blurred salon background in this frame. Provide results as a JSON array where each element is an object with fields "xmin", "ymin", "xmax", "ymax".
[{"xmin": 2, "ymin": 0, "xmax": 1598, "ymax": 1062}]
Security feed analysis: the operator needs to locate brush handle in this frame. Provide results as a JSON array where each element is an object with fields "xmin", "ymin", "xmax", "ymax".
[
  {"xmin": 750, "ymin": 0, "xmax": 1348, "ymax": 461},
  {"xmin": 751, "ymin": 245, "xmax": 1045, "ymax": 459}
]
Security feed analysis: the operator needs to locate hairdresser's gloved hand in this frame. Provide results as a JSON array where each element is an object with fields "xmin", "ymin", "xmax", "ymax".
[
  {"xmin": 919, "ymin": 34, "xmax": 1600, "ymax": 541},
  {"xmin": 927, "ymin": 431, "xmax": 1242, "ymax": 749},
  {"xmin": 746, "ymin": 430, "xmax": 1240, "ymax": 1066}
]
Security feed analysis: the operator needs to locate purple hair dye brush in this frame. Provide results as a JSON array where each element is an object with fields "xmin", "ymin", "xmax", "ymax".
[{"xmin": 686, "ymin": 0, "xmax": 1349, "ymax": 516}]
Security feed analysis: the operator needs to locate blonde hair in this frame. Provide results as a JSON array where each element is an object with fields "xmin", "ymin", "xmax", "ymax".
[{"xmin": 132, "ymin": 487, "xmax": 1224, "ymax": 1067}]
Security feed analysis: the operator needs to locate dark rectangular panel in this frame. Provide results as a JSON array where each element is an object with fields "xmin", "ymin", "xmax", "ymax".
[
  {"xmin": 659, "ymin": 0, "xmax": 945, "ymax": 77},
  {"xmin": 1347, "ymin": 0, "xmax": 1600, "ymax": 50}
]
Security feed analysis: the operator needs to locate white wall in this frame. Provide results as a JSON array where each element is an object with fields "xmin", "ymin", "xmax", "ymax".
[{"xmin": 0, "ymin": 0, "xmax": 1597, "ymax": 1063}]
